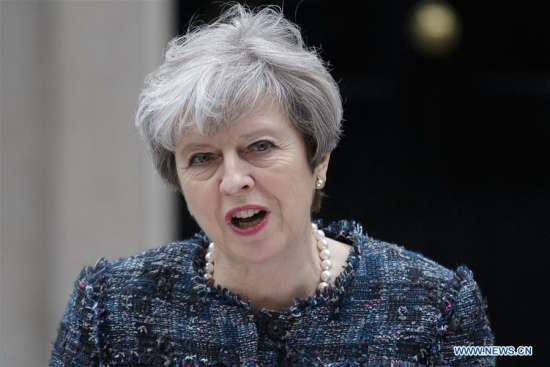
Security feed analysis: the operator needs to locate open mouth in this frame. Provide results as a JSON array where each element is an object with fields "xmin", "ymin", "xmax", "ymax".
[{"xmin": 231, "ymin": 209, "xmax": 267, "ymax": 229}]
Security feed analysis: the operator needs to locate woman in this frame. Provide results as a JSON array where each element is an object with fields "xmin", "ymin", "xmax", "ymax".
[{"xmin": 50, "ymin": 5, "xmax": 494, "ymax": 366}]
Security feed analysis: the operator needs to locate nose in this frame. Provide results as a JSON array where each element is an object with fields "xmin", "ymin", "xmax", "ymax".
[{"xmin": 219, "ymin": 154, "xmax": 254, "ymax": 196}]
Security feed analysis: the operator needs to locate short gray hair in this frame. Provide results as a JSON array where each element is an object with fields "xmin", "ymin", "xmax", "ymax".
[{"xmin": 136, "ymin": 4, "xmax": 343, "ymax": 209}]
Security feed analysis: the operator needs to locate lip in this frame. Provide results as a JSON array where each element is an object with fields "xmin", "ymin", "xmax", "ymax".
[{"xmin": 225, "ymin": 205, "xmax": 270, "ymax": 236}]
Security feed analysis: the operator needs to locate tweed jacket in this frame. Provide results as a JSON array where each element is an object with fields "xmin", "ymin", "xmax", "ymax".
[{"xmin": 50, "ymin": 220, "xmax": 494, "ymax": 366}]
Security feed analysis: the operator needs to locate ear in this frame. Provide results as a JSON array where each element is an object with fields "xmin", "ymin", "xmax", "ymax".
[{"xmin": 313, "ymin": 153, "xmax": 331, "ymax": 180}]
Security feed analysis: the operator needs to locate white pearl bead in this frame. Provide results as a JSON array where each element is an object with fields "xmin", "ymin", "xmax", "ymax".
[
  {"xmin": 315, "ymin": 179, "xmax": 325, "ymax": 189},
  {"xmin": 317, "ymin": 238, "xmax": 329, "ymax": 250},
  {"xmin": 204, "ymin": 262, "xmax": 214, "ymax": 274},
  {"xmin": 203, "ymin": 224, "xmax": 335, "ymax": 292},
  {"xmin": 318, "ymin": 282, "xmax": 329, "ymax": 290},
  {"xmin": 205, "ymin": 252, "xmax": 213, "ymax": 262},
  {"xmin": 319, "ymin": 249, "xmax": 331, "ymax": 260},
  {"xmin": 313, "ymin": 229, "xmax": 325, "ymax": 240}
]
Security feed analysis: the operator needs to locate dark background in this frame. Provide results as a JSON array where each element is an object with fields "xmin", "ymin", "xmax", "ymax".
[{"xmin": 174, "ymin": 1, "xmax": 550, "ymax": 365}]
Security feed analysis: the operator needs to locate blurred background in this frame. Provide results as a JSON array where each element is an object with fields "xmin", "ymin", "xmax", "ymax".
[{"xmin": 1, "ymin": 0, "xmax": 549, "ymax": 365}]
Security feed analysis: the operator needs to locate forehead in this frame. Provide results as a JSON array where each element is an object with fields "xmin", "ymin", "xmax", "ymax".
[{"xmin": 176, "ymin": 102, "xmax": 294, "ymax": 145}]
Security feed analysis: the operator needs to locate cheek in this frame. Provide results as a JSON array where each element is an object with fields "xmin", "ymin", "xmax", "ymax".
[
  {"xmin": 180, "ymin": 179, "xmax": 213, "ymax": 218},
  {"xmin": 267, "ymin": 163, "xmax": 315, "ymax": 204}
]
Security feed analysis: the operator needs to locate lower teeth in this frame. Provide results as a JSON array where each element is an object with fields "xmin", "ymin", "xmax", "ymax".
[
  {"xmin": 234, "ymin": 211, "xmax": 265, "ymax": 229},
  {"xmin": 238, "ymin": 220, "xmax": 260, "ymax": 229}
]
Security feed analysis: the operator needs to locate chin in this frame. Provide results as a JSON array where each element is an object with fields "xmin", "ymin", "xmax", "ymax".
[{"xmin": 234, "ymin": 244, "xmax": 283, "ymax": 265}]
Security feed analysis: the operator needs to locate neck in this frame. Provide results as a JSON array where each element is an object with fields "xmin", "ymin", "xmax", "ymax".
[{"xmin": 212, "ymin": 229, "xmax": 320, "ymax": 314}]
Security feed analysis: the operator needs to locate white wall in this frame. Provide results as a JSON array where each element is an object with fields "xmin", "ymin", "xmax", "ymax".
[{"xmin": 0, "ymin": 1, "xmax": 176, "ymax": 365}]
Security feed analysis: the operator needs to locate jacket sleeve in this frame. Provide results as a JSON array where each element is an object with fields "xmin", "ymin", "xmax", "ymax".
[
  {"xmin": 433, "ymin": 266, "xmax": 495, "ymax": 366},
  {"xmin": 49, "ymin": 259, "xmax": 109, "ymax": 367}
]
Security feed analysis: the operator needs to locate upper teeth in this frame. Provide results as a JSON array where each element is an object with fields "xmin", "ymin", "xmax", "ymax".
[{"xmin": 232, "ymin": 209, "xmax": 260, "ymax": 219}]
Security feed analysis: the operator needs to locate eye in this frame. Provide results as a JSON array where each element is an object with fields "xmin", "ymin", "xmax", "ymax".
[
  {"xmin": 250, "ymin": 141, "xmax": 274, "ymax": 152},
  {"xmin": 189, "ymin": 153, "xmax": 212, "ymax": 166}
]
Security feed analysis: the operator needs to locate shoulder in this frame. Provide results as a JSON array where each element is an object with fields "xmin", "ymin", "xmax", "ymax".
[
  {"xmin": 360, "ymin": 238, "xmax": 455, "ymax": 284},
  {"xmin": 354, "ymin": 229, "xmax": 488, "ymax": 314},
  {"xmin": 348, "ymin": 227, "xmax": 494, "ymax": 364},
  {"xmin": 50, "ymin": 237, "xmax": 207, "ymax": 364},
  {"xmin": 74, "ymin": 238, "xmax": 205, "ymax": 298},
  {"xmin": 322, "ymin": 219, "xmax": 455, "ymax": 284},
  {"xmin": 110, "ymin": 239, "xmax": 201, "ymax": 273},
  {"xmin": 357, "ymin": 236, "xmax": 490, "ymax": 315}
]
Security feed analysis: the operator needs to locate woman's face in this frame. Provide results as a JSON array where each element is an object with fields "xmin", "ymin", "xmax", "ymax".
[{"xmin": 175, "ymin": 102, "xmax": 329, "ymax": 265}]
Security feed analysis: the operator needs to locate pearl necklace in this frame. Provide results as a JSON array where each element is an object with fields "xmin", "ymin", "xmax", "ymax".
[{"xmin": 203, "ymin": 223, "xmax": 332, "ymax": 291}]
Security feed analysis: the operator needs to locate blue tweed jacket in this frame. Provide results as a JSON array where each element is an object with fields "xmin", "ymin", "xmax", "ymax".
[{"xmin": 50, "ymin": 220, "xmax": 494, "ymax": 366}]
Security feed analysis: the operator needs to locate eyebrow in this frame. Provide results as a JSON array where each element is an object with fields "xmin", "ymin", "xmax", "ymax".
[
  {"xmin": 237, "ymin": 128, "xmax": 286, "ymax": 143},
  {"xmin": 176, "ymin": 140, "xmax": 213, "ymax": 157},
  {"xmin": 177, "ymin": 127, "xmax": 287, "ymax": 156}
]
